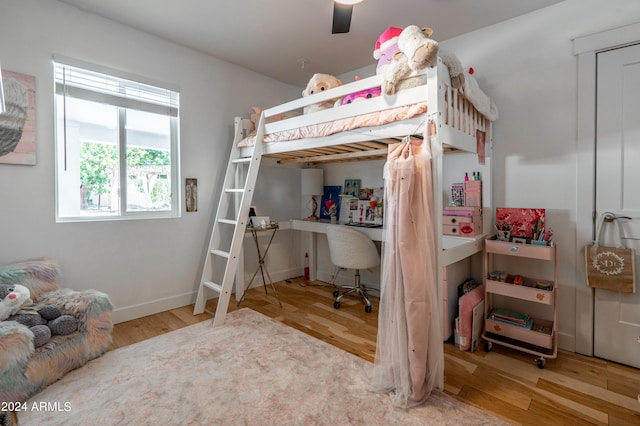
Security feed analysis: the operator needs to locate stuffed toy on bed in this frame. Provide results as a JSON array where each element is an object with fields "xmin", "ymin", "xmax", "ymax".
[
  {"xmin": 301, "ymin": 73, "xmax": 343, "ymax": 114},
  {"xmin": 335, "ymin": 76, "xmax": 382, "ymax": 106},
  {"xmin": 0, "ymin": 284, "xmax": 78, "ymax": 347},
  {"xmin": 374, "ymin": 26, "xmax": 403, "ymax": 76},
  {"xmin": 381, "ymin": 25, "xmax": 439, "ymax": 95}
]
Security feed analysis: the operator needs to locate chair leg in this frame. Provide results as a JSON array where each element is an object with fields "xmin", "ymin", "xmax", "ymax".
[
  {"xmin": 331, "ymin": 267, "xmax": 344, "ymax": 297},
  {"xmin": 333, "ymin": 269, "xmax": 372, "ymax": 313}
]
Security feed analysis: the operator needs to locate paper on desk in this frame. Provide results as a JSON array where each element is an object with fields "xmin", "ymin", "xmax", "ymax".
[{"xmin": 339, "ymin": 195, "xmax": 357, "ymax": 223}]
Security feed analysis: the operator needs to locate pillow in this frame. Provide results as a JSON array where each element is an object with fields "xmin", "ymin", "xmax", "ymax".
[{"xmin": 458, "ymin": 284, "xmax": 484, "ymax": 351}]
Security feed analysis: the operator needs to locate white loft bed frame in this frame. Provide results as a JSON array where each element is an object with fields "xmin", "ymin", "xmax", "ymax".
[{"xmin": 233, "ymin": 56, "xmax": 493, "ymax": 348}]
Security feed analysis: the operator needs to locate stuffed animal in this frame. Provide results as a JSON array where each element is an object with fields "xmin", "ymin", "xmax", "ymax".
[
  {"xmin": 373, "ymin": 26, "xmax": 403, "ymax": 76},
  {"xmin": 438, "ymin": 48, "xmax": 466, "ymax": 89},
  {"xmin": 301, "ymin": 73, "xmax": 343, "ymax": 114},
  {"xmin": 0, "ymin": 284, "xmax": 78, "ymax": 348},
  {"xmin": 0, "ymin": 283, "xmax": 31, "ymax": 320},
  {"xmin": 382, "ymin": 25, "xmax": 439, "ymax": 96},
  {"xmin": 339, "ymin": 86, "xmax": 382, "ymax": 105},
  {"xmin": 336, "ymin": 76, "xmax": 382, "ymax": 106}
]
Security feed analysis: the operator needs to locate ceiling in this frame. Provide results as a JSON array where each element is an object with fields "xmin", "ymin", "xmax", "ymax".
[{"xmin": 57, "ymin": 0, "xmax": 565, "ymax": 87}]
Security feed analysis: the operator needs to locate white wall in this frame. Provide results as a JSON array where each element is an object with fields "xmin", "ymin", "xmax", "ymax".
[
  {"xmin": 440, "ymin": 0, "xmax": 640, "ymax": 351},
  {"xmin": 0, "ymin": 0, "xmax": 300, "ymax": 322}
]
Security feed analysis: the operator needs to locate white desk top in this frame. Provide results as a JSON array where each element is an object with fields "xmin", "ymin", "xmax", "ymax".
[
  {"xmin": 290, "ymin": 219, "xmax": 383, "ymax": 241},
  {"xmin": 290, "ymin": 218, "xmax": 486, "ymax": 266}
]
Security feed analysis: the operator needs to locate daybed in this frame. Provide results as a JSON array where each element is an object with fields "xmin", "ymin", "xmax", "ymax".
[{"xmin": 0, "ymin": 259, "xmax": 113, "ymax": 404}]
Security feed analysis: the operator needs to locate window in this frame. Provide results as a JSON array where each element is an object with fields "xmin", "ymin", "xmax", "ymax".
[{"xmin": 54, "ymin": 58, "xmax": 180, "ymax": 221}]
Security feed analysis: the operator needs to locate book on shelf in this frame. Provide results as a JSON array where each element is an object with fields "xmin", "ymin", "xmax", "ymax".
[{"xmin": 489, "ymin": 308, "xmax": 531, "ymax": 327}]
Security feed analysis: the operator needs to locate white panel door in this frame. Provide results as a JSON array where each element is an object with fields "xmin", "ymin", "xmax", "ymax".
[{"xmin": 594, "ymin": 43, "xmax": 640, "ymax": 368}]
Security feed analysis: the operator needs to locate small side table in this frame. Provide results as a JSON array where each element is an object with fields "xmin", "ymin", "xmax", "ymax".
[{"xmin": 237, "ymin": 223, "xmax": 283, "ymax": 307}]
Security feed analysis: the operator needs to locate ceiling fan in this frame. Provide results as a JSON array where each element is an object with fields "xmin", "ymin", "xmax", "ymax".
[{"xmin": 332, "ymin": 0, "xmax": 363, "ymax": 34}]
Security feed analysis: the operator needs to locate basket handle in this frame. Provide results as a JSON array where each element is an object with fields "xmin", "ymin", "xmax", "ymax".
[{"xmin": 594, "ymin": 212, "xmax": 631, "ymax": 250}]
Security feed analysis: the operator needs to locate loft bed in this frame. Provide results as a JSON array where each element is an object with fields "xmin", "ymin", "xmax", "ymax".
[
  {"xmin": 232, "ymin": 55, "xmax": 495, "ymax": 342},
  {"xmin": 237, "ymin": 58, "xmax": 493, "ymax": 165},
  {"xmin": 234, "ymin": 55, "xmax": 494, "ymax": 245}
]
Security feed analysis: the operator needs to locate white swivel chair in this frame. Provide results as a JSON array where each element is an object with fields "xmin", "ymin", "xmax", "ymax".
[{"xmin": 326, "ymin": 224, "xmax": 380, "ymax": 313}]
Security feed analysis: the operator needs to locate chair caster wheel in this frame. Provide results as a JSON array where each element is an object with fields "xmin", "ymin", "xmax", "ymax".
[
  {"xmin": 365, "ymin": 305, "xmax": 372, "ymax": 313},
  {"xmin": 333, "ymin": 290, "xmax": 339, "ymax": 297},
  {"xmin": 334, "ymin": 301, "xmax": 341, "ymax": 309},
  {"xmin": 484, "ymin": 341, "xmax": 492, "ymax": 352},
  {"xmin": 536, "ymin": 357, "xmax": 546, "ymax": 369}
]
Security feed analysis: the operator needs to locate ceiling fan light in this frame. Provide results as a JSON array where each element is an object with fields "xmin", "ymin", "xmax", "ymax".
[{"xmin": 335, "ymin": 0, "xmax": 363, "ymax": 5}]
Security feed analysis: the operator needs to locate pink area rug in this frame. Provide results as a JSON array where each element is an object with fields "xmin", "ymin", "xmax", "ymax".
[{"xmin": 20, "ymin": 308, "xmax": 508, "ymax": 425}]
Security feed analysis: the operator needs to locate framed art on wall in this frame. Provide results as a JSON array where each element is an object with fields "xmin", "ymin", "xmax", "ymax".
[
  {"xmin": 0, "ymin": 70, "xmax": 36, "ymax": 165},
  {"xmin": 186, "ymin": 178, "xmax": 198, "ymax": 212}
]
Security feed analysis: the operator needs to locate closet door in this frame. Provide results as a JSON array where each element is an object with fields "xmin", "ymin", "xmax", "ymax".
[{"xmin": 594, "ymin": 42, "xmax": 640, "ymax": 368}]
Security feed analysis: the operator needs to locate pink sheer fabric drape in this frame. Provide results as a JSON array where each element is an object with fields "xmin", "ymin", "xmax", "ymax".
[{"xmin": 371, "ymin": 125, "xmax": 443, "ymax": 407}]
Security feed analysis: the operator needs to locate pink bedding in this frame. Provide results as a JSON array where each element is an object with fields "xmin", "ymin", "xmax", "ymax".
[{"xmin": 238, "ymin": 102, "xmax": 428, "ymax": 147}]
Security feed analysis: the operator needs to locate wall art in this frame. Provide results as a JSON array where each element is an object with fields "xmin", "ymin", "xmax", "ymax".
[{"xmin": 0, "ymin": 70, "xmax": 36, "ymax": 165}]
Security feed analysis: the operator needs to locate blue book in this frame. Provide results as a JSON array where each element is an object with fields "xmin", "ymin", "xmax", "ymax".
[{"xmin": 320, "ymin": 186, "xmax": 341, "ymax": 220}]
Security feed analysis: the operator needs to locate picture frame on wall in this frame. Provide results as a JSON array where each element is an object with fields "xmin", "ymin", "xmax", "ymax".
[
  {"xmin": 186, "ymin": 178, "xmax": 198, "ymax": 212},
  {"xmin": 343, "ymin": 179, "xmax": 360, "ymax": 197},
  {"xmin": 0, "ymin": 70, "xmax": 36, "ymax": 165}
]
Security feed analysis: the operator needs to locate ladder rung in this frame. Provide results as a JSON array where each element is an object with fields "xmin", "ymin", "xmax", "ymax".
[
  {"xmin": 232, "ymin": 158, "xmax": 251, "ymax": 164},
  {"xmin": 218, "ymin": 218, "xmax": 237, "ymax": 225},
  {"xmin": 224, "ymin": 189, "xmax": 244, "ymax": 193},
  {"xmin": 203, "ymin": 281, "xmax": 223, "ymax": 293},
  {"xmin": 211, "ymin": 249, "xmax": 230, "ymax": 258}
]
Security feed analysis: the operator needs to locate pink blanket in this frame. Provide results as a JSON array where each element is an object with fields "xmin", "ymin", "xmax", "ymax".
[{"xmin": 238, "ymin": 103, "xmax": 428, "ymax": 147}]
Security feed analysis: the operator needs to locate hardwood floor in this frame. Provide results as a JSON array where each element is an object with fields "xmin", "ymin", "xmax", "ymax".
[{"xmin": 111, "ymin": 279, "xmax": 640, "ymax": 425}]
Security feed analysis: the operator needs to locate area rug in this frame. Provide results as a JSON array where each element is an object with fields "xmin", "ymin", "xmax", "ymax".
[{"xmin": 20, "ymin": 308, "xmax": 508, "ymax": 425}]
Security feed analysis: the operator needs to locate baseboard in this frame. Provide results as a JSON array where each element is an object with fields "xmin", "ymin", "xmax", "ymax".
[
  {"xmin": 112, "ymin": 291, "xmax": 195, "ymax": 324},
  {"xmin": 558, "ymin": 331, "xmax": 575, "ymax": 353},
  {"xmin": 113, "ymin": 268, "xmax": 302, "ymax": 324}
]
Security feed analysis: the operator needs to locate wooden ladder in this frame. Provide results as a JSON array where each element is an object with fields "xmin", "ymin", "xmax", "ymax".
[{"xmin": 193, "ymin": 116, "xmax": 264, "ymax": 326}]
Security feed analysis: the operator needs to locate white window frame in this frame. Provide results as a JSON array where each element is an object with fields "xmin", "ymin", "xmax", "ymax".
[{"xmin": 53, "ymin": 56, "xmax": 180, "ymax": 222}]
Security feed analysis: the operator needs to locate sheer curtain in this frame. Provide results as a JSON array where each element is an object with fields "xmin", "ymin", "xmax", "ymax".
[{"xmin": 371, "ymin": 123, "xmax": 443, "ymax": 407}]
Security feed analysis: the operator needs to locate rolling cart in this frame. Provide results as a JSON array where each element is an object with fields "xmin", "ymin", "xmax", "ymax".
[{"xmin": 482, "ymin": 237, "xmax": 558, "ymax": 368}]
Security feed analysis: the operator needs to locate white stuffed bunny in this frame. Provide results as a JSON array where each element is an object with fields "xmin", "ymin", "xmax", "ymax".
[{"xmin": 0, "ymin": 284, "xmax": 32, "ymax": 321}]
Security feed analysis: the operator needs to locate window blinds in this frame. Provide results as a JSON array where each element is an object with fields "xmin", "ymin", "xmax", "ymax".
[{"xmin": 53, "ymin": 60, "xmax": 179, "ymax": 117}]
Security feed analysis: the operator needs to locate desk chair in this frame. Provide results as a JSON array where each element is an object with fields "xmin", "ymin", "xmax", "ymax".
[{"xmin": 326, "ymin": 224, "xmax": 380, "ymax": 313}]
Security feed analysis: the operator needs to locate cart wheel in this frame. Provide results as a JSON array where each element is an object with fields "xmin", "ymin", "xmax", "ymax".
[
  {"xmin": 365, "ymin": 305, "xmax": 372, "ymax": 313},
  {"xmin": 536, "ymin": 357, "xmax": 546, "ymax": 369},
  {"xmin": 334, "ymin": 301, "xmax": 341, "ymax": 309},
  {"xmin": 333, "ymin": 290, "xmax": 340, "ymax": 297},
  {"xmin": 484, "ymin": 341, "xmax": 493, "ymax": 352}
]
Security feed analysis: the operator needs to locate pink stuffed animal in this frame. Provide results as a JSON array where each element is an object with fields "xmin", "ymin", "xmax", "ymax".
[{"xmin": 373, "ymin": 26, "xmax": 403, "ymax": 76}]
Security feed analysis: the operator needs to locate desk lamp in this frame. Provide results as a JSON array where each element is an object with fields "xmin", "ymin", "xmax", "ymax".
[{"xmin": 301, "ymin": 168, "xmax": 323, "ymax": 221}]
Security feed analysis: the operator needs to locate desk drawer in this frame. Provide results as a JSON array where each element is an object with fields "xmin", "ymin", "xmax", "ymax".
[{"xmin": 443, "ymin": 222, "xmax": 481, "ymax": 237}]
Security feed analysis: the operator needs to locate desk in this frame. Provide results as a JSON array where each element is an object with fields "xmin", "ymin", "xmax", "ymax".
[
  {"xmin": 237, "ymin": 223, "xmax": 282, "ymax": 307},
  {"xmin": 290, "ymin": 218, "xmax": 486, "ymax": 340},
  {"xmin": 290, "ymin": 219, "xmax": 383, "ymax": 282}
]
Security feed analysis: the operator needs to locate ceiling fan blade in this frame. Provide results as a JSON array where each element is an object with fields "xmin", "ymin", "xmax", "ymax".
[{"xmin": 332, "ymin": 3, "xmax": 353, "ymax": 34}]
